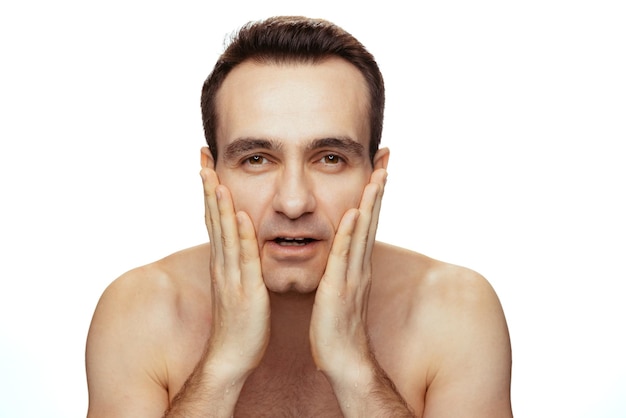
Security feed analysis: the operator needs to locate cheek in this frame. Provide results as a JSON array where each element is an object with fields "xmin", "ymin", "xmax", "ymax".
[
  {"xmin": 227, "ymin": 178, "xmax": 274, "ymax": 219},
  {"xmin": 317, "ymin": 179, "xmax": 366, "ymax": 226}
]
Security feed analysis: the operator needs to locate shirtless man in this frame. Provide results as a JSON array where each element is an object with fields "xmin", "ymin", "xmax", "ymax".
[{"xmin": 86, "ymin": 16, "xmax": 512, "ymax": 417}]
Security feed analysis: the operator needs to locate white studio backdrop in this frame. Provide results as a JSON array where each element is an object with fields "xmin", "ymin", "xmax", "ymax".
[{"xmin": 1, "ymin": 1, "xmax": 624, "ymax": 417}]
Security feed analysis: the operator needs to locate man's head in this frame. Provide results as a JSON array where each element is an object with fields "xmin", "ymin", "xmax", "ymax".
[
  {"xmin": 199, "ymin": 17, "xmax": 389, "ymax": 293},
  {"xmin": 201, "ymin": 16, "xmax": 385, "ymax": 165}
]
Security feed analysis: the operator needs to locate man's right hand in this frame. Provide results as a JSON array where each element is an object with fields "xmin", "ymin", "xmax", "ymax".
[
  {"xmin": 201, "ymin": 167, "xmax": 270, "ymax": 381},
  {"xmin": 161, "ymin": 169, "xmax": 270, "ymax": 416}
]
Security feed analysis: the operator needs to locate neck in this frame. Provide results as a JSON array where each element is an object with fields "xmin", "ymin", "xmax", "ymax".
[{"xmin": 262, "ymin": 290, "xmax": 317, "ymax": 368}]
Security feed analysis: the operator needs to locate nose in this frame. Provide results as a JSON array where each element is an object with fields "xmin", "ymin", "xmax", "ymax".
[{"xmin": 272, "ymin": 167, "xmax": 316, "ymax": 219}]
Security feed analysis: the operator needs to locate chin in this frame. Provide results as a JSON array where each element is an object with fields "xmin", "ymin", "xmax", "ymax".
[{"xmin": 261, "ymin": 267, "xmax": 322, "ymax": 295}]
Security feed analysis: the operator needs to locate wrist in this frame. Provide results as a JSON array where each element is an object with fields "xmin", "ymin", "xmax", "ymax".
[
  {"xmin": 322, "ymin": 352, "xmax": 377, "ymax": 395},
  {"xmin": 322, "ymin": 354, "xmax": 413, "ymax": 417},
  {"xmin": 166, "ymin": 350, "xmax": 253, "ymax": 417},
  {"xmin": 328, "ymin": 360, "xmax": 378, "ymax": 416},
  {"xmin": 201, "ymin": 349, "xmax": 256, "ymax": 390}
]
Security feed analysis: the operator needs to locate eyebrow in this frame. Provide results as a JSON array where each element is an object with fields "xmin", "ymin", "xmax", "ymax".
[
  {"xmin": 306, "ymin": 137, "xmax": 365, "ymax": 158},
  {"xmin": 222, "ymin": 136, "xmax": 365, "ymax": 163},
  {"xmin": 223, "ymin": 138, "xmax": 282, "ymax": 162}
]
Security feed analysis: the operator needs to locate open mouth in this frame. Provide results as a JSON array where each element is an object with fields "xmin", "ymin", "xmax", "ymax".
[{"xmin": 273, "ymin": 237, "xmax": 317, "ymax": 246}]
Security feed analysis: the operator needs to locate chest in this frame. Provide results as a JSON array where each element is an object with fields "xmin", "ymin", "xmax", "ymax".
[{"xmin": 233, "ymin": 366, "xmax": 343, "ymax": 417}]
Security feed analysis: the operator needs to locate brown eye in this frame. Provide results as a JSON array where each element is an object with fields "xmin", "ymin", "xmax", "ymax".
[
  {"xmin": 246, "ymin": 155, "xmax": 266, "ymax": 165},
  {"xmin": 322, "ymin": 154, "xmax": 341, "ymax": 164}
]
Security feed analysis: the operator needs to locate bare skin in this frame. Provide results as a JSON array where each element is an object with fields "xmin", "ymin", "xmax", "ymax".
[
  {"xmin": 86, "ymin": 59, "xmax": 512, "ymax": 417},
  {"xmin": 86, "ymin": 242, "xmax": 511, "ymax": 417}
]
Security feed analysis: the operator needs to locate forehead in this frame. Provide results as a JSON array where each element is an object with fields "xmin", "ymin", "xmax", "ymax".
[{"xmin": 214, "ymin": 58, "xmax": 370, "ymax": 153}]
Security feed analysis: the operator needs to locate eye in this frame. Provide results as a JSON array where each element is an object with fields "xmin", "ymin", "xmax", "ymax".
[
  {"xmin": 320, "ymin": 154, "xmax": 343, "ymax": 165},
  {"xmin": 245, "ymin": 155, "xmax": 268, "ymax": 165}
]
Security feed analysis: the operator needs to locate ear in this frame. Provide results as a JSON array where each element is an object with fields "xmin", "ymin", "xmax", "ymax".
[
  {"xmin": 372, "ymin": 147, "xmax": 390, "ymax": 170},
  {"xmin": 200, "ymin": 147, "xmax": 215, "ymax": 169}
]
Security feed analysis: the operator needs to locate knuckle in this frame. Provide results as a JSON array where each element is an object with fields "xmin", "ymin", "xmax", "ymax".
[
  {"xmin": 209, "ymin": 215, "xmax": 220, "ymax": 231},
  {"xmin": 240, "ymin": 247, "xmax": 255, "ymax": 264},
  {"xmin": 221, "ymin": 234, "xmax": 237, "ymax": 250}
]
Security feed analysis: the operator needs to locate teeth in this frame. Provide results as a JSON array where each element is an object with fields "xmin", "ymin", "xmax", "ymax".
[{"xmin": 275, "ymin": 237, "xmax": 311, "ymax": 246}]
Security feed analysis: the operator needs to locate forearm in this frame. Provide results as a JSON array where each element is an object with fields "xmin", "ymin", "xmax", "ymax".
[
  {"xmin": 163, "ymin": 354, "xmax": 249, "ymax": 418},
  {"xmin": 329, "ymin": 356, "xmax": 415, "ymax": 418}
]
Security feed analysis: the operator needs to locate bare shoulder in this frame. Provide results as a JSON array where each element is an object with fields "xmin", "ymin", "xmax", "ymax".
[
  {"xmin": 371, "ymin": 242, "xmax": 512, "ymax": 417},
  {"xmin": 373, "ymin": 241, "xmax": 509, "ymax": 354},
  {"xmin": 86, "ymin": 244, "xmax": 211, "ymax": 417},
  {"xmin": 372, "ymin": 241, "xmax": 506, "ymax": 320},
  {"xmin": 88, "ymin": 243, "xmax": 211, "ymax": 343}
]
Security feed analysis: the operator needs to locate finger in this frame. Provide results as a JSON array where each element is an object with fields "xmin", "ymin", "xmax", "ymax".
[
  {"xmin": 236, "ymin": 211, "xmax": 264, "ymax": 292},
  {"xmin": 364, "ymin": 169, "xmax": 387, "ymax": 264},
  {"xmin": 201, "ymin": 168, "xmax": 224, "ymax": 268},
  {"xmin": 323, "ymin": 208, "xmax": 360, "ymax": 288},
  {"xmin": 347, "ymin": 180, "xmax": 379, "ymax": 277},
  {"xmin": 216, "ymin": 184, "xmax": 241, "ymax": 281}
]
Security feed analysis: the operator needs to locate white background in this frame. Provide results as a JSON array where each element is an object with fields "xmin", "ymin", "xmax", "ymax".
[{"xmin": 1, "ymin": 1, "xmax": 624, "ymax": 417}]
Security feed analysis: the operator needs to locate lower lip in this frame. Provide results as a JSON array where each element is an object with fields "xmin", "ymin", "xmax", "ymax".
[{"xmin": 264, "ymin": 240, "xmax": 322, "ymax": 261}]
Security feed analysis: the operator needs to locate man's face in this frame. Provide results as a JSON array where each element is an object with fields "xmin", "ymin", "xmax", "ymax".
[{"xmin": 205, "ymin": 58, "xmax": 388, "ymax": 294}]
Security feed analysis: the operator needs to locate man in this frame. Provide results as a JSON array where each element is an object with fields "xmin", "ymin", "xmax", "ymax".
[{"xmin": 86, "ymin": 16, "xmax": 512, "ymax": 417}]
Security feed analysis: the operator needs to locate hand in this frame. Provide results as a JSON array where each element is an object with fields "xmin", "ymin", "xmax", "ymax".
[
  {"xmin": 309, "ymin": 168, "xmax": 387, "ymax": 382},
  {"xmin": 201, "ymin": 168, "xmax": 270, "ymax": 379}
]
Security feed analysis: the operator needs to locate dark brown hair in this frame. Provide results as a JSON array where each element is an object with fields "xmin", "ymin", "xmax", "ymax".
[{"xmin": 200, "ymin": 16, "xmax": 385, "ymax": 164}]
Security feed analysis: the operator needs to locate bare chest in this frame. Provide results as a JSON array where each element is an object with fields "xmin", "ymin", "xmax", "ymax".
[
  {"xmin": 166, "ymin": 317, "xmax": 429, "ymax": 416},
  {"xmin": 166, "ymin": 344, "xmax": 345, "ymax": 417},
  {"xmin": 232, "ymin": 366, "xmax": 343, "ymax": 418}
]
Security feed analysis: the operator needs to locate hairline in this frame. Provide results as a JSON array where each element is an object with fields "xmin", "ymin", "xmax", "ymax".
[{"xmin": 201, "ymin": 17, "xmax": 385, "ymax": 167}]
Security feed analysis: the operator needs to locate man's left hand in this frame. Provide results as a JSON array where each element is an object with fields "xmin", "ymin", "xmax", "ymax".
[{"xmin": 309, "ymin": 168, "xmax": 387, "ymax": 385}]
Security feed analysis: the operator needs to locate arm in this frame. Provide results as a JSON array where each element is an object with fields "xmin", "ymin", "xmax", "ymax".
[
  {"xmin": 310, "ymin": 168, "xmax": 415, "ymax": 416},
  {"xmin": 86, "ymin": 168, "xmax": 270, "ymax": 418},
  {"xmin": 421, "ymin": 269, "xmax": 512, "ymax": 418},
  {"xmin": 86, "ymin": 269, "xmax": 172, "ymax": 417},
  {"xmin": 86, "ymin": 268, "xmax": 254, "ymax": 418},
  {"xmin": 309, "ymin": 168, "xmax": 512, "ymax": 417}
]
